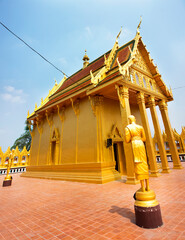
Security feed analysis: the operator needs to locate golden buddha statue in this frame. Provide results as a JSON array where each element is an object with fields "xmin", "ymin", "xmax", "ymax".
[
  {"xmin": 125, "ymin": 115, "xmax": 163, "ymax": 228},
  {"xmin": 125, "ymin": 115, "xmax": 149, "ymax": 192}
]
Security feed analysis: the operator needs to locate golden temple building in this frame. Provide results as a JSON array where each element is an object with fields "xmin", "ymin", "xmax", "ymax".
[{"xmin": 22, "ymin": 25, "xmax": 183, "ymax": 184}]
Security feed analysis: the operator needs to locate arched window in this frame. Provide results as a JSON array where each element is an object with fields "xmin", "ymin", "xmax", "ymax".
[
  {"xmin": 22, "ymin": 156, "xmax": 26, "ymax": 163},
  {"xmin": 130, "ymin": 74, "xmax": 134, "ymax": 83},
  {"xmin": 135, "ymin": 73, "xmax": 140, "ymax": 85},
  {"xmin": 165, "ymin": 142, "xmax": 170, "ymax": 150},
  {"xmin": 155, "ymin": 143, "xmax": 159, "ymax": 151},
  {"xmin": 14, "ymin": 156, "xmax": 18, "ymax": 163},
  {"xmin": 175, "ymin": 141, "xmax": 180, "ymax": 149},
  {"xmin": 5, "ymin": 157, "xmax": 9, "ymax": 164},
  {"xmin": 150, "ymin": 81, "xmax": 153, "ymax": 90},
  {"xmin": 143, "ymin": 77, "xmax": 147, "ymax": 87}
]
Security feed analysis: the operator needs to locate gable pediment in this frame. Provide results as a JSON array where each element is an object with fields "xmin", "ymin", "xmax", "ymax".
[
  {"xmin": 109, "ymin": 124, "xmax": 123, "ymax": 141},
  {"xmin": 133, "ymin": 50, "xmax": 152, "ymax": 76}
]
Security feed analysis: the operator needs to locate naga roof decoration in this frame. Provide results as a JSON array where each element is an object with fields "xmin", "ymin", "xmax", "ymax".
[{"xmin": 27, "ymin": 27, "xmax": 173, "ymax": 121}]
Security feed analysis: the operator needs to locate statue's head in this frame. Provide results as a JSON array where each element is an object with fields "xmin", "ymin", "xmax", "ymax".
[{"xmin": 128, "ymin": 115, "xmax": 136, "ymax": 124}]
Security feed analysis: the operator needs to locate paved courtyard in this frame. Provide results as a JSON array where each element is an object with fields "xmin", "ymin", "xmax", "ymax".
[{"xmin": 0, "ymin": 162, "xmax": 185, "ymax": 240}]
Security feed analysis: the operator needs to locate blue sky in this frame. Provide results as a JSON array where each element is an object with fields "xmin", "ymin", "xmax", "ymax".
[{"xmin": 0, "ymin": 0, "xmax": 185, "ymax": 152}]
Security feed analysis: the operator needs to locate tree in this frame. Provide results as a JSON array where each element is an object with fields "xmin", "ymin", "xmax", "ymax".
[{"xmin": 11, "ymin": 120, "xmax": 32, "ymax": 151}]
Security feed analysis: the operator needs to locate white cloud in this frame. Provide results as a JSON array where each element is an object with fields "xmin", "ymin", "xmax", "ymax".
[
  {"xmin": 1, "ymin": 86, "xmax": 26, "ymax": 104},
  {"xmin": 4, "ymin": 86, "xmax": 15, "ymax": 92},
  {"xmin": 58, "ymin": 57, "xmax": 67, "ymax": 66},
  {"xmin": 85, "ymin": 26, "xmax": 93, "ymax": 38}
]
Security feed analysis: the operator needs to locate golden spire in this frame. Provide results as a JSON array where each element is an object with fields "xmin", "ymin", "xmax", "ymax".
[
  {"xmin": 83, "ymin": 50, "xmax": 90, "ymax": 68},
  {"xmin": 116, "ymin": 26, "xmax": 122, "ymax": 42},
  {"xmin": 137, "ymin": 16, "xmax": 142, "ymax": 33}
]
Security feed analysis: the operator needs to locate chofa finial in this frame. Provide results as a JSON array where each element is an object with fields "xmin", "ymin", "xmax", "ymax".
[
  {"xmin": 116, "ymin": 26, "xmax": 122, "ymax": 42},
  {"xmin": 137, "ymin": 16, "xmax": 142, "ymax": 33}
]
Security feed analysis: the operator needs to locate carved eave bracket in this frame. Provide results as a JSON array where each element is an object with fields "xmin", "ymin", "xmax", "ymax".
[
  {"xmin": 115, "ymin": 85, "xmax": 129, "ymax": 109},
  {"xmin": 36, "ymin": 120, "xmax": 43, "ymax": 135},
  {"xmin": 27, "ymin": 120, "xmax": 35, "ymax": 138},
  {"xmin": 45, "ymin": 110, "xmax": 53, "ymax": 127},
  {"xmin": 57, "ymin": 105, "xmax": 65, "ymax": 122},
  {"xmin": 71, "ymin": 98, "xmax": 80, "ymax": 116}
]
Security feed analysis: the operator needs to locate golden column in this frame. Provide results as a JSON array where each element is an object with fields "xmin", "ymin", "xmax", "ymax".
[
  {"xmin": 36, "ymin": 120, "xmax": 43, "ymax": 166},
  {"xmin": 136, "ymin": 92, "xmax": 160, "ymax": 177},
  {"xmin": 89, "ymin": 95, "xmax": 104, "ymax": 163},
  {"xmin": 116, "ymin": 85, "xmax": 138, "ymax": 184},
  {"xmin": 148, "ymin": 97, "xmax": 170, "ymax": 173},
  {"xmin": 71, "ymin": 99, "xmax": 80, "ymax": 164},
  {"xmin": 57, "ymin": 106, "xmax": 65, "ymax": 165},
  {"xmin": 158, "ymin": 100, "xmax": 182, "ymax": 169}
]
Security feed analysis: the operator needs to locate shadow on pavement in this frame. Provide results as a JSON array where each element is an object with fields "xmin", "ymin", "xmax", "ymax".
[{"xmin": 109, "ymin": 205, "xmax": 135, "ymax": 224}]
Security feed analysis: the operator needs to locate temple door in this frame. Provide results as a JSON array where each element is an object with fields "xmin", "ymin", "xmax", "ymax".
[{"xmin": 113, "ymin": 142, "xmax": 126, "ymax": 175}]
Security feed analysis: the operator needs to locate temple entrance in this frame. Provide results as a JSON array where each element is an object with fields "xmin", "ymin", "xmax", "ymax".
[
  {"xmin": 113, "ymin": 142, "xmax": 126, "ymax": 175},
  {"xmin": 113, "ymin": 143, "xmax": 119, "ymax": 171},
  {"xmin": 51, "ymin": 141, "xmax": 56, "ymax": 164},
  {"xmin": 108, "ymin": 124, "xmax": 127, "ymax": 176}
]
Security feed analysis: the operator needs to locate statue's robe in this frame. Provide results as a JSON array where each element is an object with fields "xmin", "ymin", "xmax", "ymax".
[{"xmin": 125, "ymin": 123, "xmax": 149, "ymax": 180}]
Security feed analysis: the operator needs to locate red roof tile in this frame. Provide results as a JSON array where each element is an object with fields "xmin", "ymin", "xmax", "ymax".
[
  {"xmin": 55, "ymin": 52, "xmax": 110, "ymax": 94},
  {"xmin": 37, "ymin": 40, "xmax": 135, "ymax": 112}
]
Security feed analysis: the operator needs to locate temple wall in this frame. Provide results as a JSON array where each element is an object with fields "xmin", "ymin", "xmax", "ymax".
[
  {"xmin": 30, "ymin": 127, "xmax": 40, "ymax": 166},
  {"xmin": 77, "ymin": 97, "xmax": 97, "ymax": 163},
  {"xmin": 102, "ymin": 98, "xmax": 122, "ymax": 163},
  {"xmin": 61, "ymin": 103, "xmax": 77, "ymax": 164},
  {"xmin": 38, "ymin": 118, "xmax": 50, "ymax": 165},
  {"xmin": 30, "ymin": 97, "xmax": 143, "ymax": 167},
  {"xmin": 30, "ymin": 97, "xmax": 98, "ymax": 166}
]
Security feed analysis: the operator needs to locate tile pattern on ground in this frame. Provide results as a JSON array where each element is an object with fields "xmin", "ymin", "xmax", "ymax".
[{"xmin": 0, "ymin": 162, "xmax": 185, "ymax": 240}]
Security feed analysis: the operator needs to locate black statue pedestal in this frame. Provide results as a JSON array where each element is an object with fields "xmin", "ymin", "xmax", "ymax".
[{"xmin": 134, "ymin": 190, "xmax": 163, "ymax": 229}]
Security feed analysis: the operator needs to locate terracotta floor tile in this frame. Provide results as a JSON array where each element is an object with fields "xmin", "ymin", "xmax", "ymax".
[{"xmin": 0, "ymin": 162, "xmax": 185, "ymax": 240}]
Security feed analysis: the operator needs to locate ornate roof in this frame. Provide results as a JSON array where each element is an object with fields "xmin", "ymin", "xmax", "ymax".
[{"xmin": 28, "ymin": 30, "xmax": 173, "ymax": 121}]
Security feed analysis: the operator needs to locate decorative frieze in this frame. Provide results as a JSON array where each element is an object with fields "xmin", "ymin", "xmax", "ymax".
[{"xmin": 89, "ymin": 95, "xmax": 104, "ymax": 116}]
